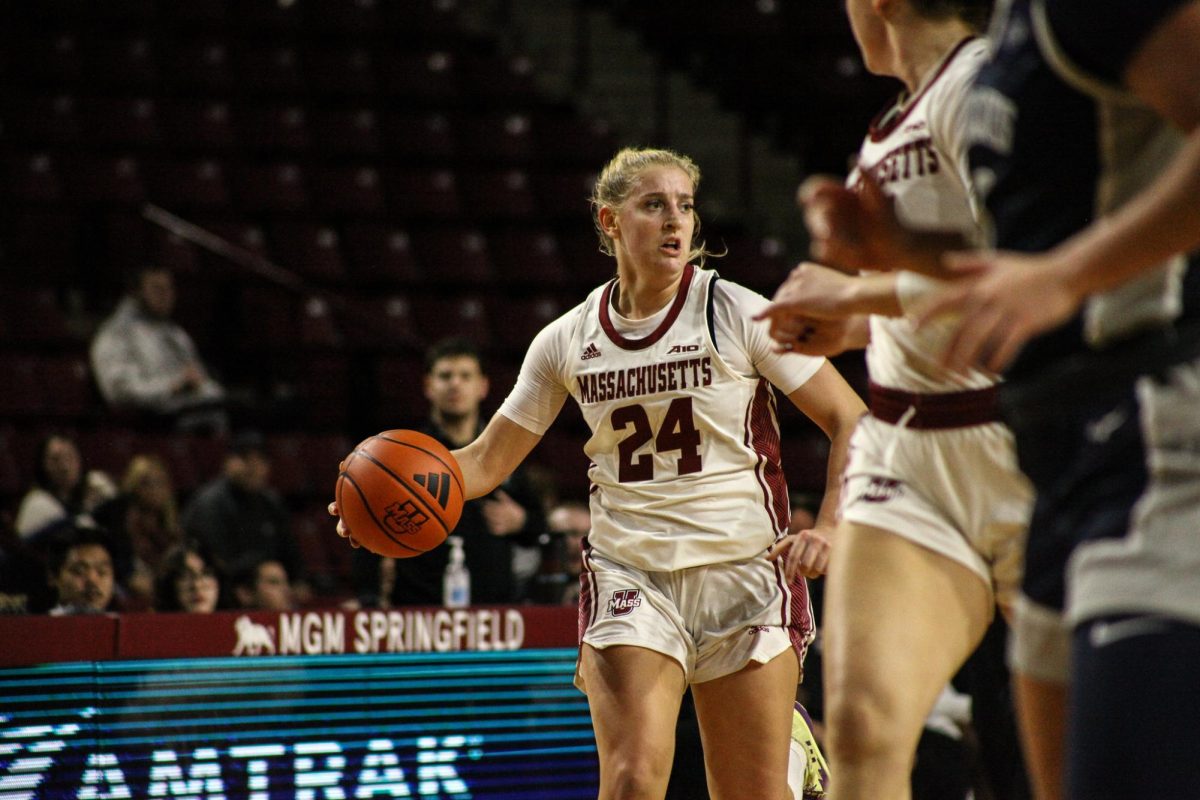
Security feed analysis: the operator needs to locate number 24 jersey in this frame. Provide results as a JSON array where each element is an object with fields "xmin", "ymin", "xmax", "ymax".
[{"xmin": 499, "ymin": 264, "xmax": 824, "ymax": 572}]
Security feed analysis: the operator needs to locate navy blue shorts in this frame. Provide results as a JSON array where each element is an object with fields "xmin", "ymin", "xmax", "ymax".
[
  {"xmin": 1005, "ymin": 384, "xmax": 1146, "ymax": 614},
  {"xmin": 1069, "ymin": 615, "xmax": 1200, "ymax": 798}
]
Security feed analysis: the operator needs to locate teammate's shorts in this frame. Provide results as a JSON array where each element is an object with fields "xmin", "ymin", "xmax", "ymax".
[
  {"xmin": 575, "ymin": 548, "xmax": 812, "ymax": 690},
  {"xmin": 839, "ymin": 413, "xmax": 1032, "ymax": 609}
]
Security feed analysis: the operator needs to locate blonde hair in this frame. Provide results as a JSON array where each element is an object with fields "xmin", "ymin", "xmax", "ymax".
[
  {"xmin": 121, "ymin": 454, "xmax": 178, "ymax": 530},
  {"xmin": 590, "ymin": 147, "xmax": 716, "ymax": 267}
]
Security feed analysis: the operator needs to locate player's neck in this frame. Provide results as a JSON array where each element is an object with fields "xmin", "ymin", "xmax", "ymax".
[
  {"xmin": 612, "ymin": 268, "xmax": 681, "ymax": 320},
  {"xmin": 893, "ymin": 23, "xmax": 974, "ymax": 94}
]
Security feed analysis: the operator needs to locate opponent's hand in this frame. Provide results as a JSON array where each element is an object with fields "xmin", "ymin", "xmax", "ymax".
[
  {"xmin": 799, "ymin": 172, "xmax": 905, "ymax": 273},
  {"xmin": 769, "ymin": 526, "xmax": 833, "ymax": 580},
  {"xmin": 327, "ymin": 501, "xmax": 361, "ymax": 549},
  {"xmin": 917, "ymin": 249, "xmax": 1082, "ymax": 372}
]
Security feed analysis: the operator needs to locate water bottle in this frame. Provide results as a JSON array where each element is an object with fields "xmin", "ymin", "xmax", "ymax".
[{"xmin": 442, "ymin": 536, "xmax": 470, "ymax": 608}]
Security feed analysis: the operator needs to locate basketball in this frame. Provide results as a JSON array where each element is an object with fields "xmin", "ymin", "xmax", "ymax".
[{"xmin": 335, "ymin": 429, "xmax": 465, "ymax": 558}]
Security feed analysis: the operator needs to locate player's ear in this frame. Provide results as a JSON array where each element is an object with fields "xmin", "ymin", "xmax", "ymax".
[
  {"xmin": 598, "ymin": 205, "xmax": 619, "ymax": 238},
  {"xmin": 478, "ymin": 375, "xmax": 490, "ymax": 401},
  {"xmin": 423, "ymin": 373, "xmax": 435, "ymax": 401}
]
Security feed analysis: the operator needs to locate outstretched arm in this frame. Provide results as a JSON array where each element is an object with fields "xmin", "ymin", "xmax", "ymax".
[
  {"xmin": 452, "ymin": 414, "xmax": 543, "ymax": 499},
  {"xmin": 920, "ymin": 4, "xmax": 1200, "ymax": 372}
]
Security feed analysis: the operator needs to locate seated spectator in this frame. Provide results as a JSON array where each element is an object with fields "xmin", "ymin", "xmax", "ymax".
[
  {"xmin": 155, "ymin": 540, "xmax": 224, "ymax": 613},
  {"xmin": 231, "ymin": 555, "xmax": 294, "ymax": 611},
  {"xmin": 90, "ymin": 264, "xmax": 228, "ymax": 433},
  {"xmin": 46, "ymin": 526, "xmax": 118, "ymax": 615},
  {"xmin": 540, "ymin": 500, "xmax": 590, "ymax": 606},
  {"xmin": 93, "ymin": 454, "xmax": 182, "ymax": 611},
  {"xmin": 181, "ymin": 431, "xmax": 308, "ymax": 601},
  {"xmin": 16, "ymin": 433, "xmax": 115, "ymax": 541}
]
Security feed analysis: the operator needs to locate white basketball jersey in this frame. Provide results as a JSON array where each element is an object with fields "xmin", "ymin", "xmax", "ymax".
[
  {"xmin": 501, "ymin": 265, "xmax": 822, "ymax": 572},
  {"xmin": 852, "ymin": 37, "xmax": 997, "ymax": 392}
]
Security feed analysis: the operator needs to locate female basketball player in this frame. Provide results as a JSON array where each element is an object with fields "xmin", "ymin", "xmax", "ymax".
[
  {"xmin": 753, "ymin": 2, "xmax": 1033, "ymax": 799},
  {"xmin": 772, "ymin": 2, "xmax": 1200, "ymax": 798},
  {"xmin": 335, "ymin": 146, "xmax": 864, "ymax": 799}
]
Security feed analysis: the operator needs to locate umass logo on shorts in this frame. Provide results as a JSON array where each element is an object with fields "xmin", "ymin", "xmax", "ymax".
[
  {"xmin": 859, "ymin": 476, "xmax": 903, "ymax": 504},
  {"xmin": 607, "ymin": 589, "xmax": 642, "ymax": 617}
]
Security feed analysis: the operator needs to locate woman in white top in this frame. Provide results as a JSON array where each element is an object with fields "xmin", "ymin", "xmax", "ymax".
[
  {"xmin": 335, "ymin": 147, "xmax": 864, "ymax": 799},
  {"xmin": 754, "ymin": 1, "xmax": 1033, "ymax": 798}
]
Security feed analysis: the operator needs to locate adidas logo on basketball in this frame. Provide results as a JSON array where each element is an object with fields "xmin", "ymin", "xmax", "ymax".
[
  {"xmin": 413, "ymin": 471, "xmax": 453, "ymax": 509},
  {"xmin": 581, "ymin": 343, "xmax": 601, "ymax": 360}
]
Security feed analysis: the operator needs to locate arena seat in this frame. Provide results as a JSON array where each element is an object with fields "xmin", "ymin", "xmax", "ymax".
[
  {"xmin": 144, "ymin": 156, "xmax": 232, "ymax": 212},
  {"xmin": 488, "ymin": 228, "xmax": 570, "ymax": 287},
  {"xmin": 388, "ymin": 167, "xmax": 463, "ymax": 220},
  {"xmin": 306, "ymin": 46, "xmax": 379, "ymax": 98},
  {"xmin": 230, "ymin": 161, "xmax": 310, "ymax": 214},
  {"xmin": 68, "ymin": 154, "xmax": 148, "ymax": 206},
  {"xmin": 409, "ymin": 227, "xmax": 495, "ymax": 286},
  {"xmin": 340, "ymin": 222, "xmax": 422, "ymax": 287},
  {"xmin": 309, "ymin": 165, "xmax": 388, "ymax": 218},
  {"xmin": 163, "ymin": 99, "xmax": 239, "ymax": 153},
  {"xmin": 309, "ymin": 108, "xmax": 383, "ymax": 158},
  {"xmin": 384, "ymin": 111, "xmax": 458, "ymax": 163},
  {"xmin": 238, "ymin": 104, "xmax": 312, "ymax": 156},
  {"xmin": 460, "ymin": 168, "xmax": 539, "ymax": 222}
]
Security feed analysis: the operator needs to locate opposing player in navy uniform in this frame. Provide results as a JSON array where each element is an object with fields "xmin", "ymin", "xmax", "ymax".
[
  {"xmin": 787, "ymin": 2, "xmax": 1200, "ymax": 797},
  {"xmin": 334, "ymin": 147, "xmax": 863, "ymax": 799}
]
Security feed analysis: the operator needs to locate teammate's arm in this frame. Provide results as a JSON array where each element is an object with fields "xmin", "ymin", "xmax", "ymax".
[{"xmin": 801, "ymin": 173, "xmax": 971, "ymax": 278}]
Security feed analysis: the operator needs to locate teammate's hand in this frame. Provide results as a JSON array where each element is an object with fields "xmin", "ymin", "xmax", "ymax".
[
  {"xmin": 327, "ymin": 501, "xmax": 361, "ymax": 549},
  {"xmin": 768, "ymin": 526, "xmax": 833, "ymax": 580},
  {"xmin": 799, "ymin": 172, "xmax": 905, "ymax": 273}
]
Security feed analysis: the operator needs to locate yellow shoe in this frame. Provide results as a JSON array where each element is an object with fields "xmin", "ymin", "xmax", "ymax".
[{"xmin": 788, "ymin": 702, "xmax": 830, "ymax": 800}]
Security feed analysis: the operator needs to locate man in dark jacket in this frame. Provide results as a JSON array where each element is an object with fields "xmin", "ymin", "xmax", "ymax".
[{"xmin": 353, "ymin": 338, "xmax": 546, "ymax": 606}]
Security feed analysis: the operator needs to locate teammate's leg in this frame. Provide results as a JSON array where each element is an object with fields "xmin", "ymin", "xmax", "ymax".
[
  {"xmin": 822, "ymin": 522, "xmax": 992, "ymax": 800},
  {"xmin": 691, "ymin": 649, "xmax": 799, "ymax": 800},
  {"xmin": 579, "ymin": 643, "xmax": 687, "ymax": 800}
]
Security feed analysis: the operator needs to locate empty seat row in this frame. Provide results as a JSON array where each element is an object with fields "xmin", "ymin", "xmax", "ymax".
[
  {"xmin": 6, "ymin": 32, "xmax": 541, "ymax": 105},
  {"xmin": 4, "ymin": 151, "xmax": 602, "ymax": 222},
  {"xmin": 2, "ymin": 96, "xmax": 614, "ymax": 166}
]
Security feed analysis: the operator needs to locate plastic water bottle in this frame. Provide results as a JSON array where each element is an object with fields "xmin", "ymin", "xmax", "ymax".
[{"xmin": 442, "ymin": 536, "xmax": 470, "ymax": 608}]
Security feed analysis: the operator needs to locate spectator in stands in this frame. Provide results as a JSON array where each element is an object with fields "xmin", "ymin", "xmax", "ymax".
[
  {"xmin": 231, "ymin": 555, "xmax": 294, "ymax": 611},
  {"xmin": 93, "ymin": 454, "xmax": 182, "ymax": 611},
  {"xmin": 351, "ymin": 337, "xmax": 546, "ymax": 607},
  {"xmin": 154, "ymin": 540, "xmax": 224, "ymax": 613},
  {"xmin": 543, "ymin": 500, "xmax": 589, "ymax": 606},
  {"xmin": 15, "ymin": 433, "xmax": 115, "ymax": 541},
  {"xmin": 90, "ymin": 264, "xmax": 228, "ymax": 434},
  {"xmin": 46, "ymin": 526, "xmax": 118, "ymax": 615},
  {"xmin": 181, "ymin": 431, "xmax": 308, "ymax": 601}
]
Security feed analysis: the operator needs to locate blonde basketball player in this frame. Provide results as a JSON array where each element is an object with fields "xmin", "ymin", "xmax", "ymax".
[
  {"xmin": 335, "ymin": 147, "xmax": 863, "ymax": 799},
  {"xmin": 755, "ymin": 2, "xmax": 1035, "ymax": 798}
]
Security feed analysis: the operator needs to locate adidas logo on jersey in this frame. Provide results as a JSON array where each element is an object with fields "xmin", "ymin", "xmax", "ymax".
[
  {"xmin": 581, "ymin": 343, "xmax": 601, "ymax": 360},
  {"xmin": 413, "ymin": 471, "xmax": 452, "ymax": 509}
]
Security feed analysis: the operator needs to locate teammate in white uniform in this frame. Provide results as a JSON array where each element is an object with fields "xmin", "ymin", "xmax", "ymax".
[
  {"xmin": 754, "ymin": 3, "xmax": 1033, "ymax": 799},
  {"xmin": 335, "ymin": 148, "xmax": 864, "ymax": 799}
]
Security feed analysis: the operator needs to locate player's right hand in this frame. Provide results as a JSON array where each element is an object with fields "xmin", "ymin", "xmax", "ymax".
[{"xmin": 327, "ymin": 501, "xmax": 362, "ymax": 549}]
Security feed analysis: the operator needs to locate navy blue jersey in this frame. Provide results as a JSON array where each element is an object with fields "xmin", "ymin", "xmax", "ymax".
[{"xmin": 965, "ymin": 0, "xmax": 1196, "ymax": 379}]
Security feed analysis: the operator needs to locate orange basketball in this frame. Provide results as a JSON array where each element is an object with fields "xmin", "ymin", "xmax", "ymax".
[{"xmin": 335, "ymin": 430, "xmax": 465, "ymax": 558}]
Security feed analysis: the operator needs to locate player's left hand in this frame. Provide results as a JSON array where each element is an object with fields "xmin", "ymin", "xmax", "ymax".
[
  {"xmin": 327, "ymin": 501, "xmax": 362, "ymax": 549},
  {"xmin": 769, "ymin": 527, "xmax": 833, "ymax": 579},
  {"xmin": 916, "ymin": 249, "xmax": 1082, "ymax": 372},
  {"xmin": 482, "ymin": 490, "xmax": 527, "ymax": 536}
]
